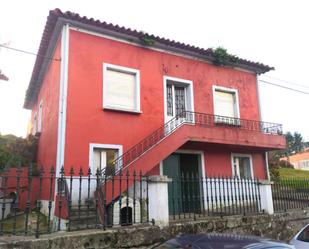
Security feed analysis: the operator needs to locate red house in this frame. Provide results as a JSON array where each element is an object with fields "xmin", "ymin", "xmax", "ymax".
[{"xmin": 24, "ymin": 9, "xmax": 285, "ymax": 228}]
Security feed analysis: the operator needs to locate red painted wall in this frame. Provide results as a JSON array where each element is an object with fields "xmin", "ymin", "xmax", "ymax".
[
  {"xmin": 147, "ymin": 144, "xmax": 267, "ymax": 179},
  {"xmin": 64, "ymin": 29, "xmax": 263, "ymax": 174},
  {"xmin": 1, "ymin": 168, "xmax": 39, "ymax": 210},
  {"xmin": 204, "ymin": 151, "xmax": 266, "ymax": 179},
  {"xmin": 34, "ymin": 39, "xmax": 61, "ymax": 170},
  {"xmin": 181, "ymin": 142, "xmax": 267, "ymax": 179},
  {"xmin": 30, "ymin": 38, "xmax": 62, "ymax": 199}
]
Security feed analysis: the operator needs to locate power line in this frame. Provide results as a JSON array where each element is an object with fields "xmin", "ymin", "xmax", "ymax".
[
  {"xmin": 0, "ymin": 44, "xmax": 61, "ymax": 61},
  {"xmin": 262, "ymin": 75, "xmax": 309, "ymax": 89},
  {"xmin": 1, "ymin": 44, "xmax": 309, "ymax": 95},
  {"xmin": 259, "ymin": 79, "xmax": 309, "ymax": 95}
]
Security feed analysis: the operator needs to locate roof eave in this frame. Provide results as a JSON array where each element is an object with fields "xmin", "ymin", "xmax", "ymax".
[
  {"xmin": 24, "ymin": 11, "xmax": 274, "ymax": 109},
  {"xmin": 23, "ymin": 18, "xmax": 65, "ymax": 109},
  {"xmin": 67, "ymin": 19, "xmax": 274, "ymax": 74}
]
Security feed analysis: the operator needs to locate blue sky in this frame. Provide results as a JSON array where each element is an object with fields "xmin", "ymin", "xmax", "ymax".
[{"xmin": 0, "ymin": 0, "xmax": 308, "ymax": 140}]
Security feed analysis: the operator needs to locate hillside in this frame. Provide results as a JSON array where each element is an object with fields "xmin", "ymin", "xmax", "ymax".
[{"xmin": 278, "ymin": 168, "xmax": 309, "ymax": 179}]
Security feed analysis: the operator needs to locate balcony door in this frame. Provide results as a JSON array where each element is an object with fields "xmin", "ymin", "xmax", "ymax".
[
  {"xmin": 166, "ymin": 84, "xmax": 186, "ymax": 122},
  {"xmin": 164, "ymin": 76, "xmax": 194, "ymax": 124}
]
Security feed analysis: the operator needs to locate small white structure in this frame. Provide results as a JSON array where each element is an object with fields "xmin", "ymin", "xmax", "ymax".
[
  {"xmin": 0, "ymin": 199, "xmax": 12, "ymax": 220},
  {"xmin": 113, "ymin": 196, "xmax": 141, "ymax": 225},
  {"xmin": 148, "ymin": 175, "xmax": 171, "ymax": 227},
  {"xmin": 259, "ymin": 180, "xmax": 274, "ymax": 215}
]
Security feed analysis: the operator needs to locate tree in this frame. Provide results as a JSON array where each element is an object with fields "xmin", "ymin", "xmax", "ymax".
[
  {"xmin": 0, "ymin": 134, "xmax": 38, "ymax": 171},
  {"xmin": 285, "ymin": 132, "xmax": 294, "ymax": 155},
  {"xmin": 268, "ymin": 131, "xmax": 306, "ymax": 180},
  {"xmin": 293, "ymin": 132, "xmax": 304, "ymax": 153},
  {"xmin": 275, "ymin": 131, "xmax": 305, "ymax": 158}
]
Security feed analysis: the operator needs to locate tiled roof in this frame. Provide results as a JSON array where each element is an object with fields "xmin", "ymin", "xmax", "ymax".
[{"xmin": 24, "ymin": 8, "xmax": 274, "ymax": 108}]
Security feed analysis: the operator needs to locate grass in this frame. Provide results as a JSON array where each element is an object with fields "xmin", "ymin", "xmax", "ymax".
[{"xmin": 278, "ymin": 168, "xmax": 309, "ymax": 179}]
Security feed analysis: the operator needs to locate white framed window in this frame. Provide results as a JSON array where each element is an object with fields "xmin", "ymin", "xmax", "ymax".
[
  {"xmin": 163, "ymin": 76, "xmax": 194, "ymax": 123},
  {"xmin": 213, "ymin": 85, "xmax": 240, "ymax": 125},
  {"xmin": 32, "ymin": 112, "xmax": 37, "ymax": 135},
  {"xmin": 103, "ymin": 63, "xmax": 140, "ymax": 113},
  {"xmin": 37, "ymin": 101, "xmax": 43, "ymax": 133},
  {"xmin": 231, "ymin": 154, "xmax": 253, "ymax": 178},
  {"xmin": 89, "ymin": 143, "xmax": 123, "ymax": 175}
]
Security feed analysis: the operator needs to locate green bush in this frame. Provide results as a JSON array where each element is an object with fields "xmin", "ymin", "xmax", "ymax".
[
  {"xmin": 211, "ymin": 47, "xmax": 239, "ymax": 66},
  {"xmin": 269, "ymin": 166, "xmax": 280, "ymax": 181},
  {"xmin": 277, "ymin": 159, "xmax": 294, "ymax": 168},
  {"xmin": 0, "ymin": 134, "xmax": 38, "ymax": 171}
]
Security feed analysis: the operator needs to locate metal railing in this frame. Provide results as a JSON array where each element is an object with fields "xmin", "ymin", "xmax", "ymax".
[
  {"xmin": 0, "ymin": 166, "xmax": 149, "ymax": 238},
  {"xmin": 103, "ymin": 111, "xmax": 283, "ymax": 176},
  {"xmin": 168, "ymin": 174, "xmax": 262, "ymax": 220},
  {"xmin": 272, "ymin": 178, "xmax": 309, "ymax": 212}
]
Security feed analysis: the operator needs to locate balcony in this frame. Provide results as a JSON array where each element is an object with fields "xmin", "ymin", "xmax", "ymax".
[
  {"xmin": 106, "ymin": 111, "xmax": 285, "ymax": 176},
  {"xmin": 182, "ymin": 111, "xmax": 285, "ymax": 150},
  {"xmin": 96, "ymin": 111, "xmax": 286, "ymax": 208}
]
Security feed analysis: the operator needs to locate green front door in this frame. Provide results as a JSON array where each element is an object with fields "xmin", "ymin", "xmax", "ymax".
[
  {"xmin": 163, "ymin": 154, "xmax": 182, "ymax": 215},
  {"xmin": 163, "ymin": 153, "xmax": 201, "ymax": 215},
  {"xmin": 179, "ymin": 154, "xmax": 201, "ymax": 213}
]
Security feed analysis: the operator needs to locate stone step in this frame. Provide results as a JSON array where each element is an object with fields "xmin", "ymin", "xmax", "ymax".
[
  {"xmin": 70, "ymin": 205, "xmax": 96, "ymax": 215},
  {"xmin": 68, "ymin": 200, "xmax": 99, "ymax": 229},
  {"xmin": 70, "ymin": 204, "xmax": 96, "ymax": 210},
  {"xmin": 69, "ymin": 214, "xmax": 97, "ymax": 221},
  {"xmin": 69, "ymin": 216, "xmax": 97, "ymax": 229},
  {"xmin": 68, "ymin": 223, "xmax": 99, "ymax": 231},
  {"xmin": 70, "ymin": 207, "xmax": 96, "ymax": 214}
]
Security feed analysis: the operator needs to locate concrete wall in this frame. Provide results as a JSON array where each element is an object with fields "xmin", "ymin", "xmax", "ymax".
[{"xmin": 1, "ymin": 209, "xmax": 309, "ymax": 248}]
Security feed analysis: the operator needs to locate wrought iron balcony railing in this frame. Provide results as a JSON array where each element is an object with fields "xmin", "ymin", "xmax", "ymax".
[{"xmin": 102, "ymin": 111, "xmax": 283, "ymax": 175}]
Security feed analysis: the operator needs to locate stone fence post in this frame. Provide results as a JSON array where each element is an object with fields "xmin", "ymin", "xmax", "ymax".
[
  {"xmin": 259, "ymin": 180, "xmax": 274, "ymax": 215},
  {"xmin": 148, "ymin": 175, "xmax": 172, "ymax": 227}
]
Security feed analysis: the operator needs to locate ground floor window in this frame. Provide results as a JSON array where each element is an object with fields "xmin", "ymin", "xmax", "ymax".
[
  {"xmin": 232, "ymin": 154, "xmax": 253, "ymax": 178},
  {"xmin": 90, "ymin": 144, "xmax": 123, "ymax": 175}
]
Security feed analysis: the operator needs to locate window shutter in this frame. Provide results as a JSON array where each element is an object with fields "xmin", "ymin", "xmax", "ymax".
[
  {"xmin": 93, "ymin": 149, "xmax": 101, "ymax": 172},
  {"xmin": 105, "ymin": 69, "xmax": 136, "ymax": 110},
  {"xmin": 38, "ymin": 102, "xmax": 43, "ymax": 132},
  {"xmin": 93, "ymin": 149, "xmax": 107, "ymax": 172},
  {"xmin": 215, "ymin": 91, "xmax": 235, "ymax": 117},
  {"xmin": 239, "ymin": 157, "xmax": 251, "ymax": 178},
  {"xmin": 32, "ymin": 113, "xmax": 37, "ymax": 135}
]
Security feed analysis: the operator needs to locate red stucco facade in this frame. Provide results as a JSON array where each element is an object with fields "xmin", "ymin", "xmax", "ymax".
[
  {"xmin": 36, "ymin": 39, "xmax": 62, "ymax": 171},
  {"xmin": 61, "ymin": 29, "xmax": 283, "ymax": 177},
  {"xmin": 28, "ymin": 26, "xmax": 285, "ymax": 202},
  {"xmin": 29, "ymin": 39, "xmax": 62, "ymax": 199}
]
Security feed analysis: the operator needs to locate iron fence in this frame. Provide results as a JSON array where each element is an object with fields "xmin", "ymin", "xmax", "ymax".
[
  {"xmin": 0, "ymin": 166, "xmax": 149, "ymax": 238},
  {"xmin": 4, "ymin": 165, "xmax": 304, "ymax": 238},
  {"xmin": 168, "ymin": 174, "xmax": 262, "ymax": 220},
  {"xmin": 272, "ymin": 178, "xmax": 309, "ymax": 212}
]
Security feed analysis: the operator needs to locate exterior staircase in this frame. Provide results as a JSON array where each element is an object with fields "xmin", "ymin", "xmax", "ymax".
[
  {"xmin": 96, "ymin": 111, "xmax": 284, "ymax": 222},
  {"xmin": 68, "ymin": 199, "xmax": 97, "ymax": 230}
]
